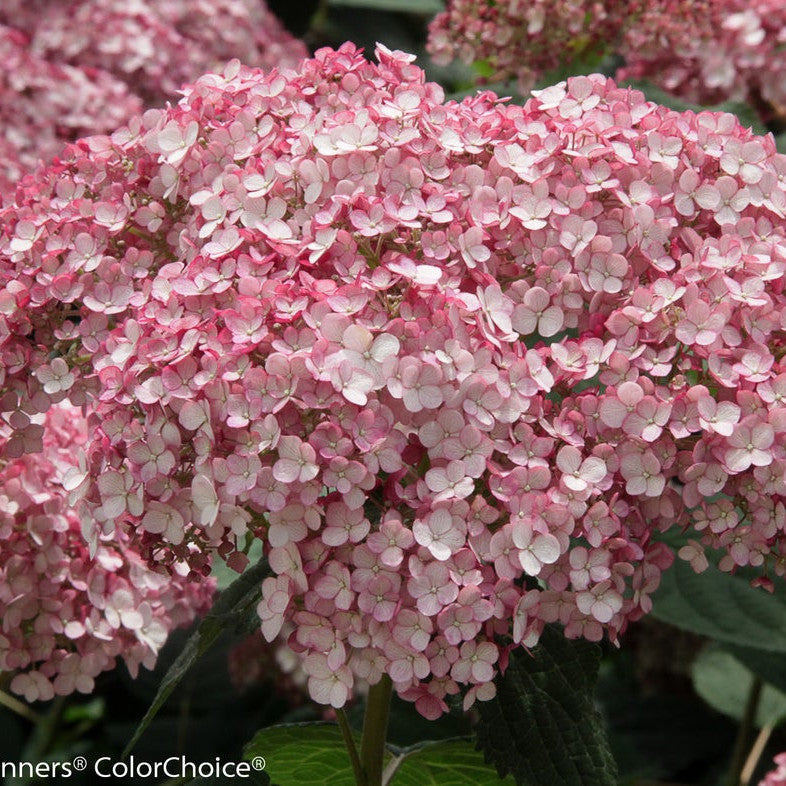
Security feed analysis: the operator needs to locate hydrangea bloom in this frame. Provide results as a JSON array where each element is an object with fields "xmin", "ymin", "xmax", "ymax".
[
  {"xmin": 0, "ymin": 404, "xmax": 213, "ymax": 702},
  {"xmin": 0, "ymin": 1, "xmax": 306, "ymax": 197},
  {"xmin": 0, "ymin": 0, "xmax": 308, "ymax": 105},
  {"xmin": 428, "ymin": 0, "xmax": 622, "ymax": 90},
  {"xmin": 618, "ymin": 0, "xmax": 786, "ymax": 114},
  {"xmin": 0, "ymin": 25, "xmax": 142, "ymax": 194},
  {"xmin": 428, "ymin": 1, "xmax": 786, "ymax": 123},
  {"xmin": 4, "ymin": 44, "xmax": 786, "ymax": 716}
]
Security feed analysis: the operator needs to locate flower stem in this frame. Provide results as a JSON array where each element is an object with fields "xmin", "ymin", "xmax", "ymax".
[
  {"xmin": 336, "ymin": 708, "xmax": 365, "ymax": 786},
  {"xmin": 740, "ymin": 722, "xmax": 775, "ymax": 786},
  {"xmin": 726, "ymin": 675, "xmax": 762, "ymax": 786},
  {"xmin": 0, "ymin": 689, "xmax": 41, "ymax": 724},
  {"xmin": 359, "ymin": 675, "xmax": 393, "ymax": 786}
]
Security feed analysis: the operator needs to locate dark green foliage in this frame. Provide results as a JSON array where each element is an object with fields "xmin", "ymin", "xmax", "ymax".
[{"xmin": 475, "ymin": 626, "xmax": 617, "ymax": 786}]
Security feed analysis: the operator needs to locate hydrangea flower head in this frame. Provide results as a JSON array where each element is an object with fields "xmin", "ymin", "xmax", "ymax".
[
  {"xmin": 3, "ymin": 44, "xmax": 786, "ymax": 716},
  {"xmin": 0, "ymin": 24, "xmax": 142, "ymax": 195}
]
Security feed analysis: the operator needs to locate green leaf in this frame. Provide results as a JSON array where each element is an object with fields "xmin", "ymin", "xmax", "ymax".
[
  {"xmin": 651, "ymin": 558, "xmax": 786, "ymax": 652},
  {"xmin": 123, "ymin": 555, "xmax": 269, "ymax": 756},
  {"xmin": 244, "ymin": 723, "xmax": 369, "ymax": 786},
  {"xmin": 244, "ymin": 724, "xmax": 509, "ymax": 786},
  {"xmin": 475, "ymin": 625, "xmax": 618, "ymax": 786},
  {"xmin": 472, "ymin": 60, "xmax": 496, "ymax": 80},
  {"xmin": 390, "ymin": 740, "xmax": 514, "ymax": 785},
  {"xmin": 725, "ymin": 643, "xmax": 786, "ymax": 696},
  {"xmin": 185, "ymin": 774, "xmax": 268, "ymax": 786},
  {"xmin": 692, "ymin": 646, "xmax": 786, "ymax": 728},
  {"xmin": 327, "ymin": 0, "xmax": 443, "ymax": 13}
]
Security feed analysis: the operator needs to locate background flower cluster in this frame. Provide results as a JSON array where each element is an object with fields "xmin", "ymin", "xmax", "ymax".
[
  {"xmin": 0, "ymin": 0, "xmax": 306, "ymax": 200},
  {"xmin": 428, "ymin": 0, "xmax": 786, "ymax": 126}
]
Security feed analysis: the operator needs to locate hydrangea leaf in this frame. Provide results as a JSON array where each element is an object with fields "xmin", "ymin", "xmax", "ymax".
[
  {"xmin": 389, "ymin": 740, "xmax": 514, "ymax": 785},
  {"xmin": 124, "ymin": 556, "xmax": 269, "ymax": 756},
  {"xmin": 651, "ymin": 558, "xmax": 786, "ymax": 652},
  {"xmin": 244, "ymin": 723, "xmax": 368, "ymax": 786},
  {"xmin": 692, "ymin": 646, "xmax": 786, "ymax": 728},
  {"xmin": 724, "ymin": 644, "xmax": 786, "ymax": 697},
  {"xmin": 244, "ymin": 725, "xmax": 508, "ymax": 786},
  {"xmin": 474, "ymin": 625, "xmax": 617, "ymax": 786},
  {"xmin": 186, "ymin": 776, "xmax": 268, "ymax": 786}
]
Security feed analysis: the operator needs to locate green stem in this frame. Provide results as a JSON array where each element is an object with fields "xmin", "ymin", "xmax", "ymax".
[
  {"xmin": 360, "ymin": 675, "xmax": 393, "ymax": 786},
  {"xmin": 726, "ymin": 676, "xmax": 762, "ymax": 786},
  {"xmin": 336, "ymin": 708, "xmax": 365, "ymax": 786},
  {"xmin": 0, "ymin": 689, "xmax": 41, "ymax": 724},
  {"xmin": 28, "ymin": 695, "xmax": 66, "ymax": 761}
]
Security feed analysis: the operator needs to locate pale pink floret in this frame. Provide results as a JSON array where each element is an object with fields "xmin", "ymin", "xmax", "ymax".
[{"xmin": 556, "ymin": 446, "xmax": 607, "ymax": 493}]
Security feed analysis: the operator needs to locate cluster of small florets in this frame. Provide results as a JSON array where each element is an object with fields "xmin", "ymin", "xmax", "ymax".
[
  {"xmin": 3, "ymin": 44, "xmax": 786, "ymax": 717},
  {"xmin": 428, "ymin": 0, "xmax": 619, "ymax": 90},
  {"xmin": 0, "ymin": 25, "xmax": 142, "ymax": 194},
  {"xmin": 0, "ymin": 0, "xmax": 306, "ymax": 198},
  {"xmin": 617, "ymin": 0, "xmax": 786, "ymax": 113},
  {"xmin": 0, "ymin": 0, "xmax": 307, "ymax": 106},
  {"xmin": 0, "ymin": 404, "xmax": 213, "ymax": 703},
  {"xmin": 428, "ymin": 1, "xmax": 786, "ymax": 117},
  {"xmin": 761, "ymin": 754, "xmax": 786, "ymax": 786}
]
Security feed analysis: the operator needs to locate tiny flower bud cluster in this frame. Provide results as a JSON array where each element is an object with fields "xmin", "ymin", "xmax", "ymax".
[
  {"xmin": 0, "ymin": 404, "xmax": 213, "ymax": 702},
  {"xmin": 3, "ymin": 45, "xmax": 786, "ymax": 716},
  {"xmin": 428, "ymin": 1, "xmax": 786, "ymax": 119}
]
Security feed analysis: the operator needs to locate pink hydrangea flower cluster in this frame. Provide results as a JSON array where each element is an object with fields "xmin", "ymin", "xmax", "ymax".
[
  {"xmin": 761, "ymin": 754, "xmax": 786, "ymax": 786},
  {"xmin": 0, "ymin": 1, "xmax": 306, "ymax": 199},
  {"xmin": 617, "ymin": 0, "xmax": 786, "ymax": 114},
  {"xmin": 3, "ymin": 44, "xmax": 786, "ymax": 717},
  {"xmin": 0, "ymin": 403, "xmax": 213, "ymax": 703},
  {"xmin": 0, "ymin": 25, "xmax": 142, "ymax": 196},
  {"xmin": 428, "ymin": 1, "xmax": 786, "ymax": 120},
  {"xmin": 0, "ymin": 0, "xmax": 308, "ymax": 106},
  {"xmin": 428, "ymin": 0, "xmax": 620, "ymax": 90}
]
